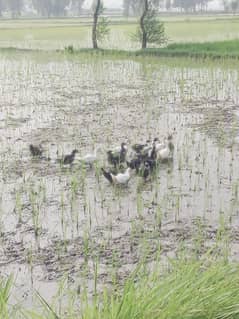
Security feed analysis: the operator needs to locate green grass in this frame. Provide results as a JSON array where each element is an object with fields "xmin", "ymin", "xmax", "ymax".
[
  {"xmin": 61, "ymin": 39, "xmax": 239, "ymax": 59},
  {"xmin": 137, "ymin": 39, "xmax": 239, "ymax": 59},
  {"xmin": 0, "ymin": 276, "xmax": 14, "ymax": 319},
  {"xmin": 95, "ymin": 258, "xmax": 239, "ymax": 319},
  {"xmin": 2, "ymin": 39, "xmax": 239, "ymax": 60},
  {"xmin": 8, "ymin": 256, "xmax": 239, "ymax": 318},
  {"xmin": 167, "ymin": 39, "xmax": 239, "ymax": 53}
]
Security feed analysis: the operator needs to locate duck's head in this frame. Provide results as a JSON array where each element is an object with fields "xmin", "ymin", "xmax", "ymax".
[
  {"xmin": 127, "ymin": 160, "xmax": 136, "ymax": 169},
  {"xmin": 121, "ymin": 142, "xmax": 127, "ymax": 150},
  {"xmin": 72, "ymin": 149, "xmax": 78, "ymax": 155},
  {"xmin": 144, "ymin": 161, "xmax": 151, "ymax": 169}
]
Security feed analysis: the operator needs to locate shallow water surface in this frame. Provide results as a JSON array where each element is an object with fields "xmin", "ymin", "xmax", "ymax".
[{"xmin": 0, "ymin": 53, "xmax": 239, "ymax": 305}]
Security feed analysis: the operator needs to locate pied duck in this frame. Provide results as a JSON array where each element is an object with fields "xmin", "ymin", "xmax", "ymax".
[{"xmin": 101, "ymin": 167, "xmax": 131, "ymax": 185}]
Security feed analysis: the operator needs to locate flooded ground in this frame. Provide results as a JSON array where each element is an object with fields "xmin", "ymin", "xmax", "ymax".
[{"xmin": 0, "ymin": 52, "xmax": 239, "ymax": 305}]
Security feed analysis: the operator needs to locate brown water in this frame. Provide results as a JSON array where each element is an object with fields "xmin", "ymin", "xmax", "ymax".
[{"xmin": 0, "ymin": 52, "xmax": 239, "ymax": 305}]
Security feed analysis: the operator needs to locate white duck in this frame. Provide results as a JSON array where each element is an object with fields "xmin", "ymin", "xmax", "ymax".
[
  {"xmin": 102, "ymin": 167, "xmax": 131, "ymax": 185},
  {"xmin": 153, "ymin": 138, "xmax": 165, "ymax": 152},
  {"xmin": 157, "ymin": 135, "xmax": 174, "ymax": 161},
  {"xmin": 79, "ymin": 147, "xmax": 100, "ymax": 166},
  {"xmin": 143, "ymin": 138, "xmax": 164, "ymax": 158}
]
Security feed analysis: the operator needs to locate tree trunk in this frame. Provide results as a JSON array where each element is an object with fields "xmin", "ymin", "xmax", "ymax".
[
  {"xmin": 140, "ymin": 0, "xmax": 148, "ymax": 49},
  {"xmin": 123, "ymin": 0, "xmax": 130, "ymax": 17},
  {"xmin": 92, "ymin": 0, "xmax": 101, "ymax": 49}
]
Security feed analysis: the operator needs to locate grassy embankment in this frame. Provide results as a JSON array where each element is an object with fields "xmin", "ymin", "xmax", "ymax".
[
  {"xmin": 2, "ymin": 39, "xmax": 239, "ymax": 60},
  {"xmin": 61, "ymin": 39, "xmax": 239, "ymax": 59},
  {"xmin": 139, "ymin": 40, "xmax": 239, "ymax": 59}
]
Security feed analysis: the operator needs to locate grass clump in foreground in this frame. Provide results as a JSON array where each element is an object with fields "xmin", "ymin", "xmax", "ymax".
[
  {"xmin": 0, "ymin": 276, "xmax": 15, "ymax": 319},
  {"xmin": 20, "ymin": 256, "xmax": 239, "ymax": 319}
]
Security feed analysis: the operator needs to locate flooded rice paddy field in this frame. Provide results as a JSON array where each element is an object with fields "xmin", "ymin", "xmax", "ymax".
[{"xmin": 0, "ymin": 52, "xmax": 239, "ymax": 304}]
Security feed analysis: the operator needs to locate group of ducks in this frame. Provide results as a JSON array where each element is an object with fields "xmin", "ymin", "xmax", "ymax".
[{"xmin": 29, "ymin": 134, "xmax": 174, "ymax": 186}]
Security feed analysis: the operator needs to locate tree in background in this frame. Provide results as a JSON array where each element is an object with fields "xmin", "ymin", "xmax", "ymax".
[
  {"xmin": 173, "ymin": 0, "xmax": 195, "ymax": 11},
  {"xmin": 123, "ymin": 0, "xmax": 161, "ymax": 16},
  {"xmin": 140, "ymin": 0, "xmax": 148, "ymax": 48},
  {"xmin": 8, "ymin": 0, "xmax": 23, "ymax": 17},
  {"xmin": 92, "ymin": 0, "xmax": 110, "ymax": 49},
  {"xmin": 0, "ymin": 0, "xmax": 236, "ymax": 18},
  {"xmin": 166, "ymin": 0, "xmax": 172, "ymax": 10},
  {"xmin": 0, "ymin": 0, "xmax": 6, "ymax": 16},
  {"xmin": 230, "ymin": 0, "xmax": 239, "ymax": 12},
  {"xmin": 135, "ymin": 0, "xmax": 167, "ymax": 48},
  {"xmin": 172, "ymin": 0, "xmax": 210, "ymax": 12},
  {"xmin": 123, "ymin": 0, "xmax": 130, "ymax": 16},
  {"xmin": 52, "ymin": 0, "xmax": 69, "ymax": 16},
  {"xmin": 31, "ymin": 0, "xmax": 70, "ymax": 17},
  {"xmin": 31, "ymin": 0, "xmax": 53, "ymax": 16},
  {"xmin": 222, "ymin": 0, "xmax": 230, "ymax": 11},
  {"xmin": 92, "ymin": 0, "xmax": 101, "ymax": 49},
  {"xmin": 71, "ymin": 0, "xmax": 86, "ymax": 15}
]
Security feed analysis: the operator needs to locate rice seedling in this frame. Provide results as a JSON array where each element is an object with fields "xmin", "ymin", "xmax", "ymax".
[{"xmin": 15, "ymin": 190, "xmax": 23, "ymax": 224}]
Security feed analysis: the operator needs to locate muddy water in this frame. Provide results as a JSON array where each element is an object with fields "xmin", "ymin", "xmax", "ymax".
[{"xmin": 0, "ymin": 52, "xmax": 239, "ymax": 305}]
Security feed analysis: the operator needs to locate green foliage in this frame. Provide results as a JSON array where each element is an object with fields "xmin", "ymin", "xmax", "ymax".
[
  {"xmin": 231, "ymin": 0, "xmax": 239, "ymax": 12},
  {"xmin": 134, "ymin": 9, "xmax": 167, "ymax": 46},
  {"xmin": 130, "ymin": 39, "xmax": 239, "ymax": 59},
  {"xmin": 22, "ymin": 257, "xmax": 239, "ymax": 319},
  {"xmin": 0, "ymin": 276, "xmax": 13, "ymax": 319},
  {"xmin": 96, "ymin": 16, "xmax": 110, "ymax": 43}
]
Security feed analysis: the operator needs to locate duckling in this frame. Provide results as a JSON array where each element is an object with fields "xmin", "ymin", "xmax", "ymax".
[
  {"xmin": 63, "ymin": 149, "xmax": 78, "ymax": 165},
  {"xmin": 107, "ymin": 142, "xmax": 127, "ymax": 167},
  {"xmin": 29, "ymin": 144, "xmax": 43, "ymax": 157},
  {"xmin": 101, "ymin": 167, "xmax": 131, "ymax": 185}
]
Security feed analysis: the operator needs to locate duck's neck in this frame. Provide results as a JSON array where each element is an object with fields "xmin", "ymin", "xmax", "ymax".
[
  {"xmin": 168, "ymin": 141, "xmax": 174, "ymax": 152},
  {"xmin": 94, "ymin": 147, "xmax": 99, "ymax": 156},
  {"xmin": 126, "ymin": 167, "xmax": 131, "ymax": 175}
]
